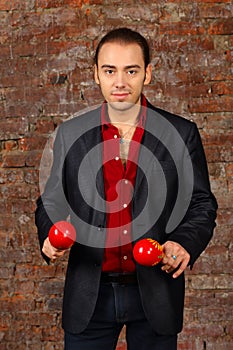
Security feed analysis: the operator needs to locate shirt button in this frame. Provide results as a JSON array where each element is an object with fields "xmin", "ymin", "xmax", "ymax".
[
  {"xmin": 123, "ymin": 230, "xmax": 128, "ymax": 235},
  {"xmin": 123, "ymin": 255, "xmax": 128, "ymax": 260},
  {"xmin": 114, "ymin": 134, "xmax": 118, "ymax": 139},
  {"xmin": 115, "ymin": 156, "xmax": 120, "ymax": 161},
  {"xmin": 123, "ymin": 203, "xmax": 127, "ymax": 208}
]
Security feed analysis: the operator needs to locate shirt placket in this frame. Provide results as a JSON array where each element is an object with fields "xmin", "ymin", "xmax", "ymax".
[{"xmin": 102, "ymin": 111, "xmax": 146, "ymax": 271}]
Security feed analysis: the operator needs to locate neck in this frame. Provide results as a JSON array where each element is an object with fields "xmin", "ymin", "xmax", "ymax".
[{"xmin": 107, "ymin": 102, "xmax": 141, "ymax": 125}]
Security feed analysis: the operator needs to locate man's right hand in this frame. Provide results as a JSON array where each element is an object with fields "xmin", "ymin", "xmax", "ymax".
[{"xmin": 42, "ymin": 237, "xmax": 66, "ymax": 262}]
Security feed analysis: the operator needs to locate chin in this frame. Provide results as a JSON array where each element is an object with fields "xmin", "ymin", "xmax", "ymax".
[{"xmin": 109, "ymin": 101, "xmax": 137, "ymax": 111}]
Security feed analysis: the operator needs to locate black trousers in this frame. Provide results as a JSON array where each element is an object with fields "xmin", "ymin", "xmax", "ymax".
[{"xmin": 64, "ymin": 281, "xmax": 177, "ymax": 350}]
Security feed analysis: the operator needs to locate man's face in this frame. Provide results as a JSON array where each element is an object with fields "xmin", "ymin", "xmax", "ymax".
[{"xmin": 94, "ymin": 42, "xmax": 152, "ymax": 112}]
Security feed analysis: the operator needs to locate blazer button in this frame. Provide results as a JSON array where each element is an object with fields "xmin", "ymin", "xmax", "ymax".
[{"xmin": 97, "ymin": 225, "xmax": 104, "ymax": 232}]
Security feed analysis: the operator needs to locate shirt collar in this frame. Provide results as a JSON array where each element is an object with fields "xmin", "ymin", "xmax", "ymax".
[{"xmin": 101, "ymin": 94, "xmax": 147, "ymax": 131}]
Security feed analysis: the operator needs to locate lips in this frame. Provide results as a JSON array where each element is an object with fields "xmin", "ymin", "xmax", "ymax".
[{"xmin": 111, "ymin": 92, "xmax": 130, "ymax": 99}]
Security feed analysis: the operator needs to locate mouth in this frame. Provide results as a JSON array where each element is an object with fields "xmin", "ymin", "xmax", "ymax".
[{"xmin": 111, "ymin": 92, "xmax": 130, "ymax": 100}]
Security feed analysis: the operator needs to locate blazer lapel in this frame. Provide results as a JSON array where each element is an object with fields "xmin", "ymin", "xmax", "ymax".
[
  {"xmin": 134, "ymin": 107, "xmax": 167, "ymax": 195},
  {"xmin": 81, "ymin": 123, "xmax": 106, "ymax": 208}
]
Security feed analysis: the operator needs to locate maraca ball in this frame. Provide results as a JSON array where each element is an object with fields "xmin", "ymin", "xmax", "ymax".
[
  {"xmin": 133, "ymin": 238, "xmax": 164, "ymax": 266},
  {"xmin": 48, "ymin": 221, "xmax": 76, "ymax": 250}
]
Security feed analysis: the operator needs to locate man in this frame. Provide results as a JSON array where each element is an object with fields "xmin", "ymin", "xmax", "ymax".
[{"xmin": 35, "ymin": 28, "xmax": 217, "ymax": 349}]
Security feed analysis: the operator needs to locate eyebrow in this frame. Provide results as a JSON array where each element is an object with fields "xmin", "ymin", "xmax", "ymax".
[{"xmin": 100, "ymin": 64, "xmax": 142, "ymax": 69}]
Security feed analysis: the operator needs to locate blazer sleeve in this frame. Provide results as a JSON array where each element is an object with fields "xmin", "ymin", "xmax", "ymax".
[
  {"xmin": 167, "ymin": 122, "xmax": 218, "ymax": 266},
  {"xmin": 35, "ymin": 125, "xmax": 69, "ymax": 263}
]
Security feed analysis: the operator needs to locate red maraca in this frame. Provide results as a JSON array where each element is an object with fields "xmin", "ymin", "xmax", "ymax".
[
  {"xmin": 133, "ymin": 238, "xmax": 164, "ymax": 266},
  {"xmin": 48, "ymin": 221, "xmax": 76, "ymax": 250}
]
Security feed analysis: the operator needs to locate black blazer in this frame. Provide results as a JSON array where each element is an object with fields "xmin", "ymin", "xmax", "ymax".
[{"xmin": 35, "ymin": 100, "xmax": 217, "ymax": 335}]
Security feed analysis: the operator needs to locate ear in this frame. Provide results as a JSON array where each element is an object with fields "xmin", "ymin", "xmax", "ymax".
[
  {"xmin": 144, "ymin": 63, "xmax": 152, "ymax": 85},
  {"xmin": 94, "ymin": 64, "xmax": 100, "ymax": 85}
]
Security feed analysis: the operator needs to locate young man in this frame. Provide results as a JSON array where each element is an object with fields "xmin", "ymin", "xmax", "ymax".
[{"xmin": 36, "ymin": 28, "xmax": 217, "ymax": 350}]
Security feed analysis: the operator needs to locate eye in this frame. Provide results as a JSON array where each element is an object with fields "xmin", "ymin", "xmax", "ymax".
[
  {"xmin": 128, "ymin": 70, "xmax": 137, "ymax": 75},
  {"xmin": 105, "ymin": 69, "xmax": 115, "ymax": 75}
]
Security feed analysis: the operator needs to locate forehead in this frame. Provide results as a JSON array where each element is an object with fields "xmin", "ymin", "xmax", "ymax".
[{"xmin": 97, "ymin": 42, "xmax": 145, "ymax": 66}]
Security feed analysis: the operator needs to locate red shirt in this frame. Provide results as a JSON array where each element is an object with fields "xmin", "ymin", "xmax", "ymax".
[{"xmin": 101, "ymin": 95, "xmax": 147, "ymax": 272}]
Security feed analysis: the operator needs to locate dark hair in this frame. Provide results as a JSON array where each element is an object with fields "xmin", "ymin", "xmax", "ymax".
[{"xmin": 94, "ymin": 27, "xmax": 151, "ymax": 68}]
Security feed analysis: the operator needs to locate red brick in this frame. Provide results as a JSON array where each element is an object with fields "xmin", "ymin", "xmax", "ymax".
[
  {"xmin": 1, "ymin": 151, "xmax": 27, "ymax": 168},
  {"xmin": 227, "ymin": 178, "xmax": 233, "ymax": 192},
  {"xmin": 226, "ymin": 164, "xmax": 233, "ymax": 177},
  {"xmin": 0, "ymin": 183, "xmax": 31, "ymax": 199},
  {"xmin": 206, "ymin": 65, "xmax": 233, "ymax": 81},
  {"xmin": 37, "ymin": 281, "xmax": 64, "ymax": 296},
  {"xmin": 198, "ymin": 306, "xmax": 233, "ymax": 322},
  {"xmin": 35, "ymin": 119, "xmax": 55, "ymax": 134},
  {"xmin": 24, "ymin": 169, "xmax": 39, "ymax": 184},
  {"xmin": 35, "ymin": 0, "xmax": 62, "ymax": 9},
  {"xmin": 0, "ymin": 169, "xmax": 24, "ymax": 184},
  {"xmin": 205, "ymin": 340, "xmax": 233, "ymax": 350},
  {"xmin": 0, "ymin": 0, "xmax": 17, "ymax": 10},
  {"xmin": 4, "ymin": 140, "xmax": 18, "ymax": 151},
  {"xmin": 211, "ymin": 81, "xmax": 233, "ymax": 96},
  {"xmin": 11, "ymin": 199, "xmax": 35, "ymax": 214},
  {"xmin": 153, "ymin": 35, "xmax": 215, "ymax": 52},
  {"xmin": 177, "ymin": 337, "xmax": 204, "ymax": 350},
  {"xmin": 15, "ymin": 264, "xmax": 57, "ymax": 279},
  {"xmin": 165, "ymin": 83, "xmax": 211, "ymax": 99},
  {"xmin": 0, "ymin": 295, "xmax": 35, "ymax": 312},
  {"xmin": 188, "ymin": 96, "xmax": 233, "ymax": 113},
  {"xmin": 46, "ymin": 297, "xmax": 63, "ymax": 312},
  {"xmin": 160, "ymin": 21, "xmax": 206, "ymax": 35},
  {"xmin": 206, "ymin": 113, "xmax": 233, "ymax": 130},
  {"xmin": 13, "ymin": 280, "xmax": 35, "ymax": 295},
  {"xmin": 183, "ymin": 323, "xmax": 224, "ymax": 337},
  {"xmin": 177, "ymin": 0, "xmax": 232, "ymax": 2},
  {"xmin": 208, "ymin": 18, "xmax": 233, "ymax": 35},
  {"xmin": 217, "ymin": 209, "xmax": 233, "ymax": 226},
  {"xmin": 25, "ymin": 150, "xmax": 43, "ymax": 168},
  {"xmin": 18, "ymin": 136, "xmax": 48, "ymax": 151},
  {"xmin": 0, "ymin": 119, "xmax": 28, "ymax": 140},
  {"xmin": 216, "ymin": 193, "xmax": 233, "ymax": 210},
  {"xmin": 0, "ymin": 266, "xmax": 13, "ymax": 279},
  {"xmin": 201, "ymin": 132, "xmax": 233, "ymax": 146},
  {"xmin": 194, "ymin": 254, "xmax": 231, "ymax": 275},
  {"xmin": 200, "ymin": 4, "xmax": 233, "ymax": 18}
]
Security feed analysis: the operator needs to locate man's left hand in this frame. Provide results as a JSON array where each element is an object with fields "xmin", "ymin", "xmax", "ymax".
[{"xmin": 161, "ymin": 241, "xmax": 190, "ymax": 278}]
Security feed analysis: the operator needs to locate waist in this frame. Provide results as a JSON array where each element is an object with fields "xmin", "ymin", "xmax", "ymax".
[{"xmin": 100, "ymin": 272, "xmax": 138, "ymax": 285}]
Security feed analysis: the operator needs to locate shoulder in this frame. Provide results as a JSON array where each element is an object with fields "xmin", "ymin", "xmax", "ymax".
[
  {"xmin": 146, "ymin": 100, "xmax": 198, "ymax": 140},
  {"xmin": 59, "ymin": 105, "xmax": 102, "ymax": 133},
  {"xmin": 53, "ymin": 105, "xmax": 102, "ymax": 150},
  {"xmin": 147, "ymin": 100, "xmax": 194, "ymax": 128}
]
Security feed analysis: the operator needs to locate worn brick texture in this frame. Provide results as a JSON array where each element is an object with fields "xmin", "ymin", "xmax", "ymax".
[{"xmin": 0, "ymin": 0, "xmax": 232, "ymax": 349}]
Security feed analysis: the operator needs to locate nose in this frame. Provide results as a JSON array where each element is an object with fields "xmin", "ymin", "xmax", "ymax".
[{"xmin": 114, "ymin": 71, "xmax": 126, "ymax": 89}]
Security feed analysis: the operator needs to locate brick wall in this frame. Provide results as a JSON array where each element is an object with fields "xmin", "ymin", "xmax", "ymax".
[{"xmin": 0, "ymin": 1, "xmax": 232, "ymax": 349}]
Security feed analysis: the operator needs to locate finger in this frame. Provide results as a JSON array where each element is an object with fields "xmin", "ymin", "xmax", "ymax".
[
  {"xmin": 161, "ymin": 260, "xmax": 181, "ymax": 274},
  {"xmin": 56, "ymin": 250, "xmax": 66, "ymax": 258},
  {"xmin": 42, "ymin": 241, "xmax": 66, "ymax": 260},
  {"xmin": 42, "ymin": 245, "xmax": 52, "ymax": 259},
  {"xmin": 172, "ymin": 256, "xmax": 190, "ymax": 279},
  {"xmin": 161, "ymin": 251, "xmax": 175, "ymax": 266},
  {"xmin": 50, "ymin": 251, "xmax": 65, "ymax": 263},
  {"xmin": 161, "ymin": 253, "xmax": 180, "ymax": 269}
]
